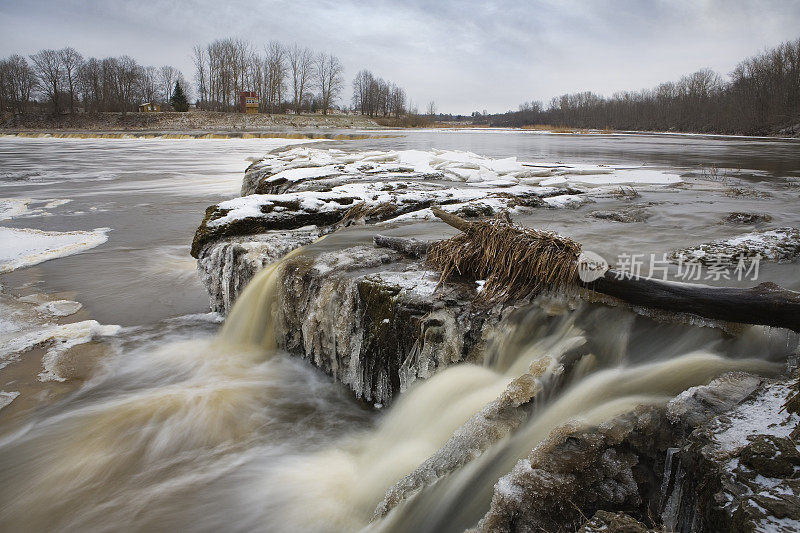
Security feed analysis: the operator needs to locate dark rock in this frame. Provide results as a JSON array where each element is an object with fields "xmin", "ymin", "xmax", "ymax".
[
  {"xmin": 740, "ymin": 435, "xmax": 800, "ymax": 478},
  {"xmin": 475, "ymin": 407, "xmax": 674, "ymax": 533},
  {"xmin": 579, "ymin": 510, "xmax": 654, "ymax": 533},
  {"xmin": 724, "ymin": 212, "xmax": 773, "ymax": 224},
  {"xmin": 591, "ymin": 207, "xmax": 651, "ymax": 223}
]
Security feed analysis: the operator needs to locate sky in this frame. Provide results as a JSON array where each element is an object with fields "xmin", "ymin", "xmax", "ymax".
[{"xmin": 1, "ymin": 0, "xmax": 799, "ymax": 114}]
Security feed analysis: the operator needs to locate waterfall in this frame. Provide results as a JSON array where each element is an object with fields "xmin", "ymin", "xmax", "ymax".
[
  {"xmin": 0, "ymin": 250, "xmax": 785, "ymax": 532},
  {"xmin": 218, "ymin": 247, "xmax": 305, "ymax": 352}
]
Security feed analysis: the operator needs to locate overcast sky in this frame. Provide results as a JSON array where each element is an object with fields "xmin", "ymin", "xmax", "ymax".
[{"xmin": 1, "ymin": 0, "xmax": 799, "ymax": 114}]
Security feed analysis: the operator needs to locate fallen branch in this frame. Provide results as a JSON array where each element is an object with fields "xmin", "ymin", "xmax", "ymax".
[{"xmin": 373, "ymin": 209, "xmax": 800, "ymax": 332}]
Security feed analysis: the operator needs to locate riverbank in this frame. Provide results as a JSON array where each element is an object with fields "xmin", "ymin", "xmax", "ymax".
[
  {"xmin": 5, "ymin": 111, "xmax": 799, "ymax": 141},
  {"xmin": 1, "ymin": 111, "xmax": 381, "ymax": 132}
]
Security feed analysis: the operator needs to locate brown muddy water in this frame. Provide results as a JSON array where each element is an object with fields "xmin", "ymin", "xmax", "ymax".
[{"xmin": 0, "ymin": 131, "xmax": 798, "ymax": 532}]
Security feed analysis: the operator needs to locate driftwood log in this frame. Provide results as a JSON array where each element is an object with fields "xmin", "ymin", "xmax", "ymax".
[{"xmin": 374, "ymin": 208, "xmax": 800, "ymax": 332}]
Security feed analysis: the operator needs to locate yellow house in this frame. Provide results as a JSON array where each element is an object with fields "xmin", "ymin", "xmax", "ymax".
[{"xmin": 138, "ymin": 102, "xmax": 161, "ymax": 113}]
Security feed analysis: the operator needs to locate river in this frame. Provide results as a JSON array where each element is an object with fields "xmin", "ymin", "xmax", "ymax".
[{"xmin": 0, "ymin": 130, "xmax": 798, "ymax": 531}]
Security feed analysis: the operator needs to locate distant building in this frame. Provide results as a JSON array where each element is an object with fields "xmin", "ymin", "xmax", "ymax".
[
  {"xmin": 138, "ymin": 102, "xmax": 161, "ymax": 113},
  {"xmin": 240, "ymin": 92, "xmax": 259, "ymax": 114}
]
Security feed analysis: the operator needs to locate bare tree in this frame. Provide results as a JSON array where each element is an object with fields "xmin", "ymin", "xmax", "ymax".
[
  {"xmin": 115, "ymin": 56, "xmax": 142, "ymax": 114},
  {"xmin": 389, "ymin": 84, "xmax": 406, "ymax": 118},
  {"xmin": 287, "ymin": 44, "xmax": 313, "ymax": 113},
  {"xmin": 140, "ymin": 65, "xmax": 158, "ymax": 104},
  {"xmin": 158, "ymin": 65, "xmax": 178, "ymax": 105},
  {"xmin": 58, "ymin": 47, "xmax": 83, "ymax": 113},
  {"xmin": 192, "ymin": 44, "xmax": 207, "ymax": 108},
  {"xmin": 0, "ymin": 55, "xmax": 36, "ymax": 113},
  {"xmin": 264, "ymin": 41, "xmax": 286, "ymax": 113},
  {"xmin": 314, "ymin": 52, "xmax": 343, "ymax": 115},
  {"xmin": 426, "ymin": 100, "xmax": 437, "ymax": 116},
  {"xmin": 29, "ymin": 49, "xmax": 63, "ymax": 114}
]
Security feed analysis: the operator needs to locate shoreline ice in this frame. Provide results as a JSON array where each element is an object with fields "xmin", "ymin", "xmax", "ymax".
[{"xmin": 0, "ymin": 226, "xmax": 110, "ymax": 273}]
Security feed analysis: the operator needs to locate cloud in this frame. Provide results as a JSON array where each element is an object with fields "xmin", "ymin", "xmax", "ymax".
[{"xmin": 1, "ymin": 0, "xmax": 798, "ymax": 113}]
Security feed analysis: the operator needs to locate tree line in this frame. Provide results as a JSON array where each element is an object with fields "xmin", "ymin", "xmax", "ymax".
[
  {"xmin": 192, "ymin": 38, "xmax": 411, "ymax": 117},
  {"xmin": 479, "ymin": 37, "xmax": 800, "ymax": 135},
  {"xmin": 1, "ymin": 39, "xmax": 413, "ymax": 118},
  {"xmin": 0, "ymin": 47, "xmax": 190, "ymax": 115},
  {"xmin": 192, "ymin": 38, "xmax": 349, "ymax": 115},
  {"xmin": 352, "ymin": 70, "xmax": 407, "ymax": 117}
]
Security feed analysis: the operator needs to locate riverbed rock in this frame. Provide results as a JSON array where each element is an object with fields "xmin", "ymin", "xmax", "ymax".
[
  {"xmin": 474, "ymin": 406, "xmax": 674, "ymax": 532},
  {"xmin": 590, "ymin": 206, "xmax": 651, "ymax": 223},
  {"xmin": 723, "ymin": 212, "xmax": 773, "ymax": 224},
  {"xmin": 670, "ymin": 227, "xmax": 800, "ymax": 264},
  {"xmin": 190, "ymin": 179, "xmax": 579, "ymax": 258},
  {"xmin": 452, "ymin": 373, "xmax": 798, "ymax": 533}
]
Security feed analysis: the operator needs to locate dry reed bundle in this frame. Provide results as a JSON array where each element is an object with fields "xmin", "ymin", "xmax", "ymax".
[{"xmin": 426, "ymin": 208, "xmax": 581, "ymax": 303}]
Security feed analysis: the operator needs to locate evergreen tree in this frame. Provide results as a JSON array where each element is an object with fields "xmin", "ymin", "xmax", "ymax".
[{"xmin": 170, "ymin": 81, "xmax": 189, "ymax": 112}]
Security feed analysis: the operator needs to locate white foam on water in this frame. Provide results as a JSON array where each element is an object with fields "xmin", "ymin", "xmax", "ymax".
[{"xmin": 0, "ymin": 198, "xmax": 32, "ymax": 221}]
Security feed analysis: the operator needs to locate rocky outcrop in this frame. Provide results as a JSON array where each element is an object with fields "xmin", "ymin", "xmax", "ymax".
[
  {"xmin": 724, "ymin": 212, "xmax": 773, "ymax": 224},
  {"xmin": 272, "ymin": 246, "xmax": 501, "ymax": 404},
  {"xmin": 590, "ymin": 206, "xmax": 651, "ymax": 223},
  {"xmin": 474, "ymin": 406, "xmax": 674, "ymax": 532},
  {"xmin": 464, "ymin": 373, "xmax": 800, "ymax": 533},
  {"xmin": 193, "ymin": 147, "xmax": 648, "ymax": 402},
  {"xmin": 667, "ymin": 379, "xmax": 800, "ymax": 533}
]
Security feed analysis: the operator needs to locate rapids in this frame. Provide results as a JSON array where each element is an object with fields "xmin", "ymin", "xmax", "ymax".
[{"xmin": 0, "ymin": 249, "xmax": 788, "ymax": 532}]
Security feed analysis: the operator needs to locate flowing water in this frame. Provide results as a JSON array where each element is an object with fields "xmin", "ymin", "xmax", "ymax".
[{"xmin": 0, "ymin": 131, "xmax": 798, "ymax": 531}]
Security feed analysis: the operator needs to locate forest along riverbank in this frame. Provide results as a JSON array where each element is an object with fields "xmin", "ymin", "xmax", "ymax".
[{"xmin": 0, "ymin": 131, "xmax": 799, "ymax": 532}]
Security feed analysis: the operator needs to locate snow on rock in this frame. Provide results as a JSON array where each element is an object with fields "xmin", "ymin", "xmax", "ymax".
[
  {"xmin": 243, "ymin": 147, "xmax": 682, "ymax": 194},
  {"xmin": 191, "ymin": 181, "xmax": 559, "ymax": 257},
  {"xmin": 670, "ymin": 379, "xmax": 800, "ymax": 533},
  {"xmin": 670, "ymin": 227, "xmax": 800, "ymax": 264},
  {"xmin": 0, "ymin": 226, "xmax": 110, "ymax": 273},
  {"xmin": 703, "ymin": 380, "xmax": 798, "ymax": 458},
  {"xmin": 543, "ymin": 194, "xmax": 593, "ymax": 209}
]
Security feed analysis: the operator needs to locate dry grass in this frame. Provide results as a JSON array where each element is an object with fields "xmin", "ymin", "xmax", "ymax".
[
  {"xmin": 520, "ymin": 124, "xmax": 590, "ymax": 134},
  {"xmin": 429, "ymin": 122, "xmax": 491, "ymax": 129},
  {"xmin": 373, "ymin": 115, "xmax": 432, "ymax": 128},
  {"xmin": 426, "ymin": 216, "xmax": 582, "ymax": 303}
]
